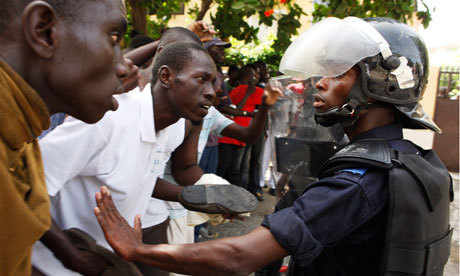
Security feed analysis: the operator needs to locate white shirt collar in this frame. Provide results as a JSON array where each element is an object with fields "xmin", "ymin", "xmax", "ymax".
[{"xmin": 138, "ymin": 83, "xmax": 156, "ymax": 143}]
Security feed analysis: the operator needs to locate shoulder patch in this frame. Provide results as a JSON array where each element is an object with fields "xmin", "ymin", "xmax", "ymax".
[{"xmin": 339, "ymin": 168, "xmax": 368, "ymax": 176}]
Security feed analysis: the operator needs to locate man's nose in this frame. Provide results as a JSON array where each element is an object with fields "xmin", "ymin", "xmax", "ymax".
[
  {"xmin": 204, "ymin": 83, "xmax": 216, "ymax": 101},
  {"xmin": 315, "ymin": 77, "xmax": 328, "ymax": 90},
  {"xmin": 115, "ymin": 47, "xmax": 130, "ymax": 78}
]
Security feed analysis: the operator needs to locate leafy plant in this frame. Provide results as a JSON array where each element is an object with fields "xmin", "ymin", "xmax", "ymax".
[
  {"xmin": 312, "ymin": 0, "xmax": 432, "ymax": 28},
  {"xmin": 225, "ymin": 34, "xmax": 283, "ymax": 76}
]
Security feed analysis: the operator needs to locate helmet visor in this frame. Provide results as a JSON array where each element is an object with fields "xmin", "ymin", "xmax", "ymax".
[{"xmin": 280, "ymin": 17, "xmax": 386, "ymax": 79}]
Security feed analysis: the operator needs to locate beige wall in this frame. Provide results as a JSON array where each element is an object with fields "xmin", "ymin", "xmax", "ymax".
[
  {"xmin": 422, "ymin": 66, "xmax": 440, "ymax": 119},
  {"xmin": 401, "ymin": 66, "xmax": 440, "ymax": 149},
  {"xmin": 167, "ymin": 0, "xmax": 217, "ymax": 27}
]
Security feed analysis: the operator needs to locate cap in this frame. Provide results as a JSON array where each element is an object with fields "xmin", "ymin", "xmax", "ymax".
[{"xmin": 203, "ymin": 37, "xmax": 231, "ymax": 50}]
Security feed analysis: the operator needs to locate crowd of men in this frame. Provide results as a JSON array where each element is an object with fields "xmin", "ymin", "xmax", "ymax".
[{"xmin": 0, "ymin": 0, "xmax": 453, "ymax": 276}]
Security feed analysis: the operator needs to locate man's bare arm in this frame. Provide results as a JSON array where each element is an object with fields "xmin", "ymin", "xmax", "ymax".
[
  {"xmin": 124, "ymin": 40, "xmax": 159, "ymax": 67},
  {"xmin": 94, "ymin": 186, "xmax": 289, "ymax": 276},
  {"xmin": 170, "ymin": 120, "xmax": 203, "ymax": 186},
  {"xmin": 40, "ymin": 220, "xmax": 109, "ymax": 275},
  {"xmin": 151, "ymin": 178, "xmax": 183, "ymax": 201},
  {"xmin": 220, "ymin": 80, "xmax": 283, "ymax": 144}
]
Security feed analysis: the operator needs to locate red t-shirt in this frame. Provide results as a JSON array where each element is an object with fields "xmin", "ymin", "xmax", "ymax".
[{"xmin": 219, "ymin": 84, "xmax": 264, "ymax": 146}]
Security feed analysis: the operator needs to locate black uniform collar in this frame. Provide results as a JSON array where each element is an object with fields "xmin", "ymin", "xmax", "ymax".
[{"xmin": 351, "ymin": 123, "xmax": 403, "ymax": 143}]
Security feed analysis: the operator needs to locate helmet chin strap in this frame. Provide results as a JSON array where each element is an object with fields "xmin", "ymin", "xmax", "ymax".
[{"xmin": 314, "ymin": 74, "xmax": 371, "ymax": 128}]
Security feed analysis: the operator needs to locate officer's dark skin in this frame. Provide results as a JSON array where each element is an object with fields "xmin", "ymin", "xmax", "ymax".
[{"xmin": 92, "ymin": 66, "xmax": 397, "ymax": 275}]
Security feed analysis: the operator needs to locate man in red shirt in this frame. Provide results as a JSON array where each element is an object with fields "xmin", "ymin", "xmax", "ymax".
[{"xmin": 217, "ymin": 65, "xmax": 264, "ymax": 196}]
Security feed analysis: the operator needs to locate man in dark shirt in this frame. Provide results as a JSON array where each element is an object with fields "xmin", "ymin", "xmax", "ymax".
[{"xmin": 92, "ymin": 17, "xmax": 451, "ymax": 275}]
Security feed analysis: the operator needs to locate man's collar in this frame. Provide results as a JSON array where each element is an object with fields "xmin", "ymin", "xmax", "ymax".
[
  {"xmin": 352, "ymin": 122, "xmax": 403, "ymax": 142},
  {"xmin": 139, "ymin": 83, "xmax": 157, "ymax": 143},
  {"xmin": 0, "ymin": 58, "xmax": 50, "ymax": 149}
]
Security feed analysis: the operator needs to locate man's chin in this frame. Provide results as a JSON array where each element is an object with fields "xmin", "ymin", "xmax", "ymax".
[
  {"xmin": 191, "ymin": 120, "xmax": 202, "ymax": 126},
  {"xmin": 72, "ymin": 109, "xmax": 107, "ymax": 125}
]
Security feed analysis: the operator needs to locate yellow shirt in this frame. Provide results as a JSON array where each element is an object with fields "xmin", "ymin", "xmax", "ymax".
[{"xmin": 0, "ymin": 58, "xmax": 51, "ymax": 276}]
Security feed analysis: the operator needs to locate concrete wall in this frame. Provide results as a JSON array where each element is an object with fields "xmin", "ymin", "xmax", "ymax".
[{"xmin": 403, "ymin": 66, "xmax": 440, "ymax": 149}]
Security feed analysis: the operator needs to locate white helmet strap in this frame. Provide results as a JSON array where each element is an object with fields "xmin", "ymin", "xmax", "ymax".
[{"xmin": 345, "ymin": 17, "xmax": 415, "ymax": 89}]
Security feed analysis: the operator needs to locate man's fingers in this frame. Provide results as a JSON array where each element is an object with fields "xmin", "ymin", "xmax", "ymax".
[
  {"xmin": 94, "ymin": 207, "xmax": 109, "ymax": 228},
  {"xmin": 101, "ymin": 187, "xmax": 116, "ymax": 212},
  {"xmin": 134, "ymin": 215, "xmax": 142, "ymax": 232},
  {"xmin": 100, "ymin": 186, "xmax": 128, "ymax": 223},
  {"xmin": 95, "ymin": 191, "xmax": 107, "ymax": 213}
]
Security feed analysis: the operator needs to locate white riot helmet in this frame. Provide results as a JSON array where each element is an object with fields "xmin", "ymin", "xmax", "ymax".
[{"xmin": 280, "ymin": 17, "xmax": 440, "ymax": 133}]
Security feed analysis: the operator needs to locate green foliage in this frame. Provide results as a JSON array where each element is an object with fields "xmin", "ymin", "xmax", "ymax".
[
  {"xmin": 210, "ymin": 0, "xmax": 305, "ymax": 53},
  {"xmin": 125, "ymin": 0, "xmax": 304, "ymax": 57},
  {"xmin": 124, "ymin": 0, "xmax": 190, "ymax": 44},
  {"xmin": 187, "ymin": 3, "xmax": 201, "ymax": 19},
  {"xmin": 312, "ymin": 0, "xmax": 432, "ymax": 28},
  {"xmin": 123, "ymin": 4, "xmax": 134, "ymax": 46},
  {"xmin": 273, "ymin": 3, "xmax": 305, "ymax": 52},
  {"xmin": 225, "ymin": 34, "xmax": 283, "ymax": 76},
  {"xmin": 211, "ymin": 0, "xmax": 261, "ymax": 42}
]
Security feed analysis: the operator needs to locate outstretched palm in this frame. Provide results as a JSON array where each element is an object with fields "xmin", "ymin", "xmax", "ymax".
[{"xmin": 94, "ymin": 186, "xmax": 143, "ymax": 261}]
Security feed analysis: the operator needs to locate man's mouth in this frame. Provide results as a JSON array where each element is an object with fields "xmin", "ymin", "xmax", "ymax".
[
  {"xmin": 113, "ymin": 85, "xmax": 125, "ymax": 95},
  {"xmin": 313, "ymin": 94, "xmax": 325, "ymax": 109},
  {"xmin": 200, "ymin": 104, "xmax": 211, "ymax": 110}
]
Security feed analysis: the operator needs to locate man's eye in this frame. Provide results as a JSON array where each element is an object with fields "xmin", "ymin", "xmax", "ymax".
[
  {"xmin": 198, "ymin": 77, "xmax": 206, "ymax": 82},
  {"xmin": 334, "ymin": 72, "xmax": 346, "ymax": 79},
  {"xmin": 110, "ymin": 33, "xmax": 120, "ymax": 42}
]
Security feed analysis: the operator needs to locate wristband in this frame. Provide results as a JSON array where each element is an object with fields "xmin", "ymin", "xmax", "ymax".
[{"xmin": 243, "ymin": 111, "xmax": 248, "ymax": 116}]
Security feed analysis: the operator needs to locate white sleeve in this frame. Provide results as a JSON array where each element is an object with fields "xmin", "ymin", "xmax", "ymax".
[
  {"xmin": 39, "ymin": 116, "xmax": 108, "ymax": 196},
  {"xmin": 210, "ymin": 109, "xmax": 234, "ymax": 136}
]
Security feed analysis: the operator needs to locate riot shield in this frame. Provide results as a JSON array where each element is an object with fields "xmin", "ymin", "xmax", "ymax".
[{"xmin": 268, "ymin": 76, "xmax": 347, "ymax": 178}]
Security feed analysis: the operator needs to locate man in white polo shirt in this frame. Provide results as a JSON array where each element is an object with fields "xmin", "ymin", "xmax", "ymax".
[
  {"xmin": 32, "ymin": 41, "xmax": 217, "ymax": 276},
  {"xmin": 163, "ymin": 75, "xmax": 283, "ymax": 265}
]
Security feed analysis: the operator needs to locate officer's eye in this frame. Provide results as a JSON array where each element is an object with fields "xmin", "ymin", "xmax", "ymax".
[{"xmin": 334, "ymin": 72, "xmax": 346, "ymax": 79}]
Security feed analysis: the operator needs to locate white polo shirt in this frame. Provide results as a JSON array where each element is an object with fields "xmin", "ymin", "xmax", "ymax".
[{"xmin": 32, "ymin": 84, "xmax": 185, "ymax": 275}]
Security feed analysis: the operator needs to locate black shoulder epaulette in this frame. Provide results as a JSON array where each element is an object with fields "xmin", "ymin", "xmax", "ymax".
[{"xmin": 319, "ymin": 139, "xmax": 393, "ymax": 178}]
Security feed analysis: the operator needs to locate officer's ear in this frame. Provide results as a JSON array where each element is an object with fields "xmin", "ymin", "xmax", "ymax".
[
  {"xmin": 22, "ymin": 1, "xmax": 59, "ymax": 59},
  {"xmin": 158, "ymin": 66, "xmax": 175, "ymax": 88}
]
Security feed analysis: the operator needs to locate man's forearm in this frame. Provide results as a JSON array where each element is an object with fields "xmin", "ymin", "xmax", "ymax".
[
  {"xmin": 171, "ymin": 164, "xmax": 203, "ymax": 186},
  {"xmin": 124, "ymin": 40, "xmax": 159, "ymax": 66},
  {"xmin": 221, "ymin": 101, "xmax": 269, "ymax": 145},
  {"xmin": 94, "ymin": 187, "xmax": 289, "ymax": 276},
  {"xmin": 129, "ymin": 227, "xmax": 287, "ymax": 276},
  {"xmin": 244, "ymin": 101, "xmax": 269, "ymax": 142},
  {"xmin": 40, "ymin": 220, "xmax": 81, "ymax": 268},
  {"xmin": 40, "ymin": 220, "xmax": 109, "ymax": 275},
  {"xmin": 152, "ymin": 178, "xmax": 184, "ymax": 201},
  {"xmin": 218, "ymin": 106, "xmax": 248, "ymax": 117}
]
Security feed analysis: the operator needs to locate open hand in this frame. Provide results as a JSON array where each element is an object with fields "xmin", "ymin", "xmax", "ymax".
[
  {"xmin": 94, "ymin": 186, "xmax": 143, "ymax": 261},
  {"xmin": 263, "ymin": 79, "xmax": 284, "ymax": 106},
  {"xmin": 187, "ymin": 21, "xmax": 217, "ymax": 39}
]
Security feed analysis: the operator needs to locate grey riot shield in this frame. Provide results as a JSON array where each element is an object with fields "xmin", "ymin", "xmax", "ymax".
[{"xmin": 268, "ymin": 76, "xmax": 347, "ymax": 178}]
